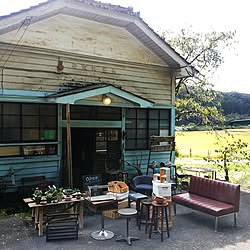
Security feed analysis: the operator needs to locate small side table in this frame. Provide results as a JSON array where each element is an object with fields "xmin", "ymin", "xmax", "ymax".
[
  {"xmin": 128, "ymin": 192, "xmax": 148, "ymax": 225},
  {"xmin": 86, "ymin": 199, "xmax": 117, "ymax": 241},
  {"xmin": 116, "ymin": 208, "xmax": 139, "ymax": 246}
]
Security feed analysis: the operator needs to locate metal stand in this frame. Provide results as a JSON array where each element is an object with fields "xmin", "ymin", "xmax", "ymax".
[
  {"xmin": 91, "ymin": 213, "xmax": 114, "ymax": 240},
  {"xmin": 116, "ymin": 217, "xmax": 139, "ymax": 245},
  {"xmin": 116, "ymin": 208, "xmax": 139, "ymax": 246}
]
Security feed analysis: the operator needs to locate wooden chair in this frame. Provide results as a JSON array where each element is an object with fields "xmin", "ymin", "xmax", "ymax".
[{"xmin": 46, "ymin": 213, "xmax": 79, "ymax": 242}]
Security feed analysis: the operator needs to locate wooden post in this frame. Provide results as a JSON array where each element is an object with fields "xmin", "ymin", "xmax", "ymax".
[{"xmin": 66, "ymin": 104, "xmax": 73, "ymax": 188}]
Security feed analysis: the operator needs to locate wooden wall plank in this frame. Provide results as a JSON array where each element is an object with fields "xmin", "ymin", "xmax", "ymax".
[{"xmin": 0, "ymin": 45, "xmax": 173, "ymax": 105}]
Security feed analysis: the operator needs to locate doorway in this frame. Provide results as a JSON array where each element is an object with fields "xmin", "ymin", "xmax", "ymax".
[{"xmin": 63, "ymin": 128, "xmax": 122, "ymax": 187}]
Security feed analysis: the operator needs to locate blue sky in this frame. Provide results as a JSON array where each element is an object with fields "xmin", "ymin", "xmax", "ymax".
[{"xmin": 1, "ymin": 0, "xmax": 249, "ymax": 94}]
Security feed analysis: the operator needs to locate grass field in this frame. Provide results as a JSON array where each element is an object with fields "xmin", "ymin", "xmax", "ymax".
[
  {"xmin": 175, "ymin": 128, "xmax": 250, "ymax": 158},
  {"xmin": 175, "ymin": 128, "xmax": 250, "ymax": 190}
]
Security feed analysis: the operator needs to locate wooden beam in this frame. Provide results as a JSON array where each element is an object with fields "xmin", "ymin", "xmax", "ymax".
[{"xmin": 66, "ymin": 104, "xmax": 73, "ymax": 188}]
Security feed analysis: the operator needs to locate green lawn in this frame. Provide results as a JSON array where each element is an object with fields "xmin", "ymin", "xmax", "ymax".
[
  {"xmin": 175, "ymin": 128, "xmax": 250, "ymax": 158},
  {"xmin": 175, "ymin": 128, "xmax": 250, "ymax": 190}
]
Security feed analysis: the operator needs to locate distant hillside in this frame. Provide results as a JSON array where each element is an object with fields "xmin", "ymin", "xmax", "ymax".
[{"xmin": 221, "ymin": 92, "xmax": 250, "ymax": 120}]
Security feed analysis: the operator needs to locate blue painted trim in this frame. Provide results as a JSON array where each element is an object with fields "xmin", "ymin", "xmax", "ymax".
[
  {"xmin": 74, "ymin": 99, "xmax": 140, "ymax": 108},
  {"xmin": 61, "ymin": 120, "xmax": 122, "ymax": 128},
  {"xmin": 1, "ymin": 89, "xmax": 53, "ymax": 97},
  {"xmin": 48, "ymin": 86, "xmax": 154, "ymax": 107},
  {"xmin": 0, "ymin": 95, "xmax": 52, "ymax": 103},
  {"xmin": 170, "ymin": 107, "xmax": 175, "ymax": 136},
  {"xmin": 0, "ymin": 155, "xmax": 60, "ymax": 164},
  {"xmin": 0, "ymin": 142, "xmax": 58, "ymax": 147}
]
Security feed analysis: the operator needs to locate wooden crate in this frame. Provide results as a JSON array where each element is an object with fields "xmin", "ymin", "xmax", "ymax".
[{"xmin": 103, "ymin": 199, "xmax": 129, "ymax": 219}]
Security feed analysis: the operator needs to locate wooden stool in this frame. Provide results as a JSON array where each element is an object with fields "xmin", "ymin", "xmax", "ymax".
[
  {"xmin": 149, "ymin": 200, "xmax": 169, "ymax": 242},
  {"xmin": 116, "ymin": 208, "xmax": 139, "ymax": 246},
  {"xmin": 138, "ymin": 199, "xmax": 153, "ymax": 233}
]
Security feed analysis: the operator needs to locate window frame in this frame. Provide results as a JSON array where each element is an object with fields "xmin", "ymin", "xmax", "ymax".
[
  {"xmin": 0, "ymin": 102, "xmax": 58, "ymax": 157},
  {"xmin": 125, "ymin": 108, "xmax": 171, "ymax": 150}
]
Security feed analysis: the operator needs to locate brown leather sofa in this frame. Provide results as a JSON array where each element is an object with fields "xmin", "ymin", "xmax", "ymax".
[{"xmin": 172, "ymin": 175, "xmax": 240, "ymax": 231}]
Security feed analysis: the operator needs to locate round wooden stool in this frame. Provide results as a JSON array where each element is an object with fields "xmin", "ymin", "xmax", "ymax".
[
  {"xmin": 138, "ymin": 199, "xmax": 153, "ymax": 233},
  {"xmin": 116, "ymin": 208, "xmax": 139, "ymax": 246},
  {"xmin": 149, "ymin": 200, "xmax": 169, "ymax": 242}
]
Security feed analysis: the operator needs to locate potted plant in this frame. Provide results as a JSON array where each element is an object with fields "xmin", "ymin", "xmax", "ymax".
[
  {"xmin": 72, "ymin": 188, "xmax": 81, "ymax": 199},
  {"xmin": 33, "ymin": 188, "xmax": 43, "ymax": 204},
  {"xmin": 45, "ymin": 192, "xmax": 53, "ymax": 203},
  {"xmin": 63, "ymin": 188, "xmax": 73, "ymax": 201},
  {"xmin": 57, "ymin": 187, "xmax": 63, "ymax": 202}
]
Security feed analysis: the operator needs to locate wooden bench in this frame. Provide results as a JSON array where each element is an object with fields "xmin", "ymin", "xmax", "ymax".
[
  {"xmin": 172, "ymin": 176, "xmax": 240, "ymax": 231},
  {"xmin": 46, "ymin": 213, "xmax": 79, "ymax": 242}
]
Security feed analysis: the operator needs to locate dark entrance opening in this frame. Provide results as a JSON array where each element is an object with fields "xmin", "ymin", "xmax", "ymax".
[{"xmin": 63, "ymin": 128, "xmax": 122, "ymax": 188}]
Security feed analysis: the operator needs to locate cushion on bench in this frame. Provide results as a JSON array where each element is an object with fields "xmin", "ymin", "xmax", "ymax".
[
  {"xmin": 172, "ymin": 176, "xmax": 240, "ymax": 217},
  {"xmin": 189, "ymin": 176, "xmax": 240, "ymax": 212},
  {"xmin": 172, "ymin": 193, "xmax": 236, "ymax": 216}
]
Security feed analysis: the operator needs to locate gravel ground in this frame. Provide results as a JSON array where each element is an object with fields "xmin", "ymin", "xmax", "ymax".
[{"xmin": 1, "ymin": 191, "xmax": 250, "ymax": 250}]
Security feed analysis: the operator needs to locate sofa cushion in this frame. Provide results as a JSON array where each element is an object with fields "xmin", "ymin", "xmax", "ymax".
[
  {"xmin": 135, "ymin": 184, "xmax": 153, "ymax": 192},
  {"xmin": 173, "ymin": 193, "xmax": 236, "ymax": 216},
  {"xmin": 189, "ymin": 176, "xmax": 240, "ymax": 211}
]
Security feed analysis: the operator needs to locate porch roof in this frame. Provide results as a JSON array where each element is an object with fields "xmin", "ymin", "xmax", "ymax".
[{"xmin": 45, "ymin": 83, "xmax": 154, "ymax": 108}]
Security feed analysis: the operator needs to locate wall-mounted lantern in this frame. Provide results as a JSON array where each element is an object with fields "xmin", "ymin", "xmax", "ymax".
[{"xmin": 102, "ymin": 95, "xmax": 112, "ymax": 105}]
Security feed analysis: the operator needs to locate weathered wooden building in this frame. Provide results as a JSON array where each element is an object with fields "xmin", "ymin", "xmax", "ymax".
[{"xmin": 0, "ymin": 0, "xmax": 194, "ymax": 192}]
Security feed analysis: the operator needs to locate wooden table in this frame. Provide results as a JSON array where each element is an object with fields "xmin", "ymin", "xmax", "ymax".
[
  {"xmin": 181, "ymin": 166, "xmax": 216, "ymax": 179},
  {"xmin": 24, "ymin": 197, "xmax": 84, "ymax": 236}
]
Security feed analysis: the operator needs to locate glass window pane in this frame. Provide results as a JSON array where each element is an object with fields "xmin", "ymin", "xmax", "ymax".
[
  {"xmin": 0, "ymin": 146, "xmax": 20, "ymax": 157},
  {"xmin": 149, "ymin": 120, "xmax": 159, "ymax": 129},
  {"xmin": 160, "ymin": 120, "xmax": 169, "ymax": 129},
  {"xmin": 149, "ymin": 129, "xmax": 159, "ymax": 137},
  {"xmin": 138, "ymin": 120, "xmax": 147, "ymax": 129},
  {"xmin": 126, "ymin": 129, "xmax": 136, "ymax": 139},
  {"xmin": 160, "ymin": 129, "xmax": 169, "ymax": 136},
  {"xmin": 3, "ymin": 103, "xmax": 20, "ymax": 114},
  {"xmin": 22, "ymin": 116, "xmax": 39, "ymax": 127},
  {"xmin": 3, "ymin": 115, "xmax": 20, "ymax": 127},
  {"xmin": 126, "ymin": 139, "xmax": 136, "ymax": 150},
  {"xmin": 22, "ymin": 129, "xmax": 39, "ymax": 141},
  {"xmin": 149, "ymin": 110, "xmax": 159, "ymax": 119},
  {"xmin": 126, "ymin": 109, "xmax": 136, "ymax": 119},
  {"xmin": 126, "ymin": 119, "xmax": 136, "ymax": 129},
  {"xmin": 137, "ymin": 110, "xmax": 147, "ymax": 119},
  {"xmin": 40, "ymin": 104, "xmax": 57, "ymax": 116},
  {"xmin": 160, "ymin": 110, "xmax": 170, "ymax": 120},
  {"xmin": 1, "ymin": 128, "xmax": 20, "ymax": 142},
  {"xmin": 42, "ymin": 129, "xmax": 57, "ymax": 140},
  {"xmin": 137, "ymin": 129, "xmax": 147, "ymax": 139},
  {"xmin": 23, "ymin": 145, "xmax": 46, "ymax": 156},
  {"xmin": 40, "ymin": 117, "xmax": 56, "ymax": 128},
  {"xmin": 46, "ymin": 145, "xmax": 57, "ymax": 155},
  {"xmin": 137, "ymin": 139, "xmax": 148, "ymax": 149},
  {"xmin": 22, "ymin": 104, "xmax": 39, "ymax": 115}
]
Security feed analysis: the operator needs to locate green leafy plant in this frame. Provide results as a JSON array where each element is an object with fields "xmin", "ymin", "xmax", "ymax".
[{"xmin": 215, "ymin": 137, "xmax": 248, "ymax": 181}]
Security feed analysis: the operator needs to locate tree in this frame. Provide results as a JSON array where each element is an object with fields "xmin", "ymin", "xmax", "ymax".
[
  {"xmin": 162, "ymin": 28, "xmax": 236, "ymax": 126},
  {"xmin": 215, "ymin": 136, "xmax": 248, "ymax": 181}
]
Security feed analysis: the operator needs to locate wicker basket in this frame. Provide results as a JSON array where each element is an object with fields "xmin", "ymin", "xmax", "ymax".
[{"xmin": 108, "ymin": 181, "xmax": 128, "ymax": 193}]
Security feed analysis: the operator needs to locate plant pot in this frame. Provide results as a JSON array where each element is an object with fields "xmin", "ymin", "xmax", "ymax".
[
  {"xmin": 57, "ymin": 194, "xmax": 63, "ymax": 202},
  {"xmin": 46, "ymin": 197, "xmax": 53, "ymax": 203},
  {"xmin": 75, "ymin": 194, "xmax": 81, "ymax": 199},
  {"xmin": 34, "ymin": 197, "xmax": 42, "ymax": 204}
]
